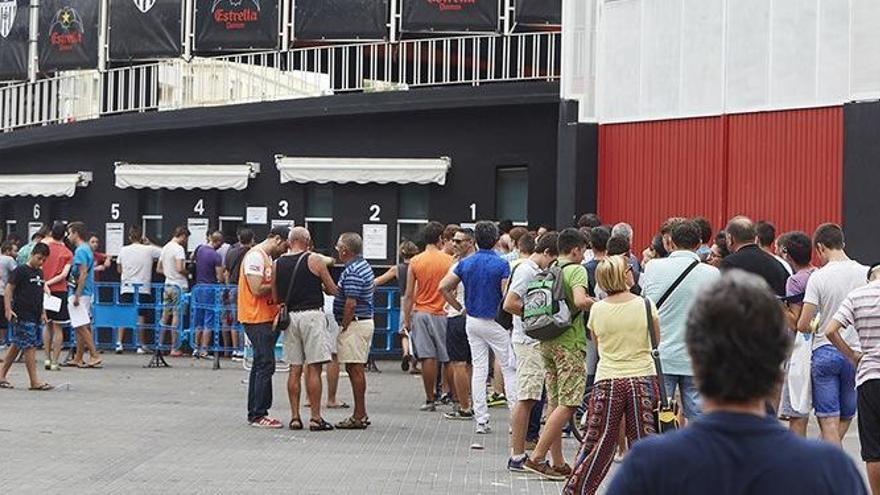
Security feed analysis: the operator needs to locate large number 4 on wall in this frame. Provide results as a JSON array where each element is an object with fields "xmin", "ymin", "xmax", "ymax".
[{"xmin": 193, "ymin": 199, "xmax": 205, "ymax": 216}]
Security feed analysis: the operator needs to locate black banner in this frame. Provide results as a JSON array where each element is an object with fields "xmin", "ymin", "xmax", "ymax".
[
  {"xmin": 109, "ymin": 0, "xmax": 183, "ymax": 61},
  {"xmin": 195, "ymin": 0, "xmax": 279, "ymax": 52},
  {"xmin": 401, "ymin": 0, "xmax": 498, "ymax": 33},
  {"xmin": 38, "ymin": 0, "xmax": 100, "ymax": 72},
  {"xmin": 0, "ymin": 0, "xmax": 29, "ymax": 80},
  {"xmin": 515, "ymin": 0, "xmax": 560, "ymax": 25},
  {"xmin": 294, "ymin": 0, "xmax": 387, "ymax": 41}
]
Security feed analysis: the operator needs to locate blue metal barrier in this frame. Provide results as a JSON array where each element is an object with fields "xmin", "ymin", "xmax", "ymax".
[
  {"xmin": 92, "ymin": 283, "xmax": 186, "ymax": 352},
  {"xmin": 371, "ymin": 286, "xmax": 402, "ymax": 358},
  {"xmin": 188, "ymin": 284, "xmax": 244, "ymax": 356}
]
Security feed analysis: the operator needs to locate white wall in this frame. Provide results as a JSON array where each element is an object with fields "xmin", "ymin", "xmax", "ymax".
[{"xmin": 564, "ymin": 0, "xmax": 880, "ymax": 123}]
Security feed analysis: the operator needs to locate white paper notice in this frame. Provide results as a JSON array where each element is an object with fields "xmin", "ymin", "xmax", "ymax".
[
  {"xmin": 246, "ymin": 207, "xmax": 268, "ymax": 225},
  {"xmin": 187, "ymin": 218, "xmax": 210, "ymax": 252},
  {"xmin": 105, "ymin": 223, "xmax": 124, "ymax": 256},
  {"xmin": 43, "ymin": 294, "xmax": 62, "ymax": 313},
  {"xmin": 28, "ymin": 222, "xmax": 43, "ymax": 241},
  {"xmin": 362, "ymin": 224, "xmax": 387, "ymax": 260},
  {"xmin": 460, "ymin": 223, "xmax": 476, "ymax": 231}
]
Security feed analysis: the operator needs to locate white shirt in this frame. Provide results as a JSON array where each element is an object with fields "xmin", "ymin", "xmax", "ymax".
[
  {"xmin": 160, "ymin": 241, "xmax": 188, "ymax": 288},
  {"xmin": 509, "ymin": 258, "xmax": 540, "ymax": 345},
  {"xmin": 804, "ymin": 259, "xmax": 868, "ymax": 351},
  {"xmin": 118, "ymin": 243, "xmax": 162, "ymax": 294},
  {"xmin": 774, "ymin": 254, "xmax": 794, "ymax": 276}
]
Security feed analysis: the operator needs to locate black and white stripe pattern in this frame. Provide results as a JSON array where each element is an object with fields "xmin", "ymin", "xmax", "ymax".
[
  {"xmin": 0, "ymin": 0, "xmax": 17, "ymax": 39},
  {"xmin": 132, "ymin": 0, "xmax": 156, "ymax": 14}
]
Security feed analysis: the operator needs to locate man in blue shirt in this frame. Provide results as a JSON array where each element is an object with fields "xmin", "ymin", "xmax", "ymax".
[
  {"xmin": 440, "ymin": 221, "xmax": 515, "ymax": 434},
  {"xmin": 66, "ymin": 222, "xmax": 101, "ymax": 368},
  {"xmin": 603, "ymin": 271, "xmax": 867, "ymax": 495},
  {"xmin": 333, "ymin": 232, "xmax": 375, "ymax": 430}
]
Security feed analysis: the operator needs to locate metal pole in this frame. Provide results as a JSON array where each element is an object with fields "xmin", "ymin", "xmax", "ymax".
[
  {"xmin": 98, "ymin": 0, "xmax": 109, "ymax": 72},
  {"xmin": 28, "ymin": 0, "xmax": 38, "ymax": 82},
  {"xmin": 282, "ymin": 0, "xmax": 291, "ymax": 51},
  {"xmin": 389, "ymin": 0, "xmax": 398, "ymax": 42},
  {"xmin": 183, "ymin": 0, "xmax": 193, "ymax": 61}
]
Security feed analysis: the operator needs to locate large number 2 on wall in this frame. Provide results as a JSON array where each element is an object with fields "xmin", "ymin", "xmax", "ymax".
[{"xmin": 369, "ymin": 204, "xmax": 381, "ymax": 222}]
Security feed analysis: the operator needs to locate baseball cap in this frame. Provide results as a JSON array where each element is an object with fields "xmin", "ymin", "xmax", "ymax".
[{"xmin": 269, "ymin": 225, "xmax": 291, "ymax": 240}]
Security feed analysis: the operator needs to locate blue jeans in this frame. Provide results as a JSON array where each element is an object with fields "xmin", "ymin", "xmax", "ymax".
[
  {"xmin": 812, "ymin": 345, "xmax": 857, "ymax": 419},
  {"xmin": 663, "ymin": 374, "xmax": 702, "ymax": 420},
  {"xmin": 245, "ymin": 323, "xmax": 278, "ymax": 422}
]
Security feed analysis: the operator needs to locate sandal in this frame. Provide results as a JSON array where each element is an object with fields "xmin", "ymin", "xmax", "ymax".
[
  {"xmin": 335, "ymin": 416, "xmax": 368, "ymax": 430},
  {"xmin": 309, "ymin": 418, "xmax": 334, "ymax": 431},
  {"xmin": 326, "ymin": 402, "xmax": 350, "ymax": 409},
  {"xmin": 0, "ymin": 380, "xmax": 13, "ymax": 389},
  {"xmin": 288, "ymin": 418, "xmax": 303, "ymax": 430},
  {"xmin": 29, "ymin": 383, "xmax": 54, "ymax": 391}
]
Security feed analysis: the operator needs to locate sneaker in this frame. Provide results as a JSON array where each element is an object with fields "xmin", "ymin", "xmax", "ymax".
[
  {"xmin": 136, "ymin": 347, "xmax": 148, "ymax": 355},
  {"xmin": 199, "ymin": 351, "xmax": 210, "ymax": 360},
  {"xmin": 115, "ymin": 343, "xmax": 124, "ymax": 354},
  {"xmin": 44, "ymin": 359, "xmax": 51, "ymax": 370},
  {"xmin": 419, "ymin": 401, "xmax": 436, "ymax": 412},
  {"xmin": 507, "ymin": 455, "xmax": 528, "ymax": 472},
  {"xmin": 523, "ymin": 458, "xmax": 566, "ymax": 481},
  {"xmin": 50, "ymin": 363, "xmax": 60, "ymax": 371},
  {"xmin": 475, "ymin": 422, "xmax": 492, "ymax": 434},
  {"xmin": 437, "ymin": 393, "xmax": 453, "ymax": 405},
  {"xmin": 249, "ymin": 416, "xmax": 283, "ymax": 429},
  {"xmin": 487, "ymin": 393, "xmax": 507, "ymax": 408},
  {"xmin": 552, "ymin": 463, "xmax": 572, "ymax": 477},
  {"xmin": 231, "ymin": 354, "xmax": 244, "ymax": 362},
  {"xmin": 443, "ymin": 409, "xmax": 474, "ymax": 420}
]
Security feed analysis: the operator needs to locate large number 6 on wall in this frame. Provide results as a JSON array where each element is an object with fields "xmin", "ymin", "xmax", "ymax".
[{"xmin": 33, "ymin": 203, "xmax": 40, "ymax": 220}]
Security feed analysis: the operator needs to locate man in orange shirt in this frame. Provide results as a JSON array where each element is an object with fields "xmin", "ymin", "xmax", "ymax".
[
  {"xmin": 403, "ymin": 221, "xmax": 453, "ymax": 411},
  {"xmin": 238, "ymin": 226, "xmax": 290, "ymax": 429}
]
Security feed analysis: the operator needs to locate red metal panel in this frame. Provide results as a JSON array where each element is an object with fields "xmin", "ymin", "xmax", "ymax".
[
  {"xmin": 597, "ymin": 117, "xmax": 726, "ymax": 253},
  {"xmin": 726, "ymin": 107, "xmax": 843, "ymax": 238}
]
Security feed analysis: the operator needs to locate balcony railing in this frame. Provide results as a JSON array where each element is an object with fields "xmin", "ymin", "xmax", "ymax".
[{"xmin": 0, "ymin": 31, "xmax": 559, "ymax": 133}]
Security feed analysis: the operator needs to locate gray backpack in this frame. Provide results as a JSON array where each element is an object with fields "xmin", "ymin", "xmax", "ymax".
[{"xmin": 522, "ymin": 262, "xmax": 579, "ymax": 341}]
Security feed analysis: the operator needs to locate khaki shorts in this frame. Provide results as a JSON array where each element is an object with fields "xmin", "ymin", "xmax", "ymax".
[
  {"xmin": 161, "ymin": 286, "xmax": 183, "ymax": 321},
  {"xmin": 541, "ymin": 341, "xmax": 586, "ymax": 408},
  {"xmin": 337, "ymin": 319, "xmax": 374, "ymax": 364},
  {"xmin": 514, "ymin": 342, "xmax": 545, "ymax": 401},
  {"xmin": 282, "ymin": 310, "xmax": 331, "ymax": 366}
]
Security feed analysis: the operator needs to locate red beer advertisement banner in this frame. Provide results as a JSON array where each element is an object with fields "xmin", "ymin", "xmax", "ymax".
[
  {"xmin": 401, "ymin": 0, "xmax": 499, "ymax": 33},
  {"xmin": 194, "ymin": 0, "xmax": 279, "ymax": 52},
  {"xmin": 109, "ymin": 0, "xmax": 183, "ymax": 61},
  {"xmin": 0, "ymin": 0, "xmax": 29, "ymax": 80},
  {"xmin": 38, "ymin": 0, "xmax": 100, "ymax": 72}
]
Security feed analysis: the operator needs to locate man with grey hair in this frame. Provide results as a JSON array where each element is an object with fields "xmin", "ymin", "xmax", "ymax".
[
  {"xmin": 333, "ymin": 233, "xmax": 375, "ymax": 429},
  {"xmin": 274, "ymin": 226, "xmax": 338, "ymax": 431},
  {"xmin": 612, "ymin": 222, "xmax": 642, "ymax": 286}
]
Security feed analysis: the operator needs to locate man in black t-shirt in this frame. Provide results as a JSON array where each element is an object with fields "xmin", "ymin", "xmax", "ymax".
[
  {"xmin": 0, "ymin": 242, "xmax": 52, "ymax": 391},
  {"xmin": 720, "ymin": 216, "xmax": 789, "ymax": 296}
]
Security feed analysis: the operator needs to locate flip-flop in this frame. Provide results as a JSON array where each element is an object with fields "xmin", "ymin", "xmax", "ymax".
[
  {"xmin": 326, "ymin": 402, "xmax": 350, "ymax": 409},
  {"xmin": 29, "ymin": 383, "xmax": 54, "ymax": 391},
  {"xmin": 309, "ymin": 418, "xmax": 334, "ymax": 431},
  {"xmin": 82, "ymin": 361, "xmax": 103, "ymax": 369},
  {"xmin": 0, "ymin": 380, "xmax": 13, "ymax": 389},
  {"xmin": 288, "ymin": 418, "xmax": 303, "ymax": 430}
]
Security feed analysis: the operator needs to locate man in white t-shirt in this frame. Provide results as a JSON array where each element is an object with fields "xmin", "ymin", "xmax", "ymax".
[
  {"xmin": 116, "ymin": 226, "xmax": 162, "ymax": 354},
  {"xmin": 502, "ymin": 232, "xmax": 559, "ymax": 471},
  {"xmin": 797, "ymin": 223, "xmax": 867, "ymax": 447},
  {"xmin": 159, "ymin": 226, "xmax": 190, "ymax": 357}
]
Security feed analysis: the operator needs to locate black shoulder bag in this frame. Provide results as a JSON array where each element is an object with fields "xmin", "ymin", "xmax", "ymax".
[
  {"xmin": 647, "ymin": 260, "xmax": 699, "ymax": 433},
  {"xmin": 274, "ymin": 253, "xmax": 309, "ymax": 332}
]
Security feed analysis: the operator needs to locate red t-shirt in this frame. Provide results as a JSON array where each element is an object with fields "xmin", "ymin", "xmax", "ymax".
[
  {"xmin": 42, "ymin": 240, "xmax": 73, "ymax": 293},
  {"xmin": 94, "ymin": 251, "xmax": 107, "ymax": 281}
]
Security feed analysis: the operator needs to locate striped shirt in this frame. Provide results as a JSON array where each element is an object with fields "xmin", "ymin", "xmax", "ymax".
[
  {"xmin": 334, "ymin": 256, "xmax": 375, "ymax": 322},
  {"xmin": 833, "ymin": 281, "xmax": 880, "ymax": 387}
]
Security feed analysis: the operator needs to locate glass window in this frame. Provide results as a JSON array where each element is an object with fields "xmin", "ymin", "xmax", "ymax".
[
  {"xmin": 307, "ymin": 220, "xmax": 334, "ymax": 257},
  {"xmin": 306, "ymin": 185, "xmax": 333, "ymax": 218},
  {"xmin": 143, "ymin": 190, "xmax": 164, "ymax": 215},
  {"xmin": 397, "ymin": 220, "xmax": 427, "ymax": 263},
  {"xmin": 496, "ymin": 167, "xmax": 528, "ymax": 223},
  {"xmin": 399, "ymin": 186, "xmax": 429, "ymax": 219},
  {"xmin": 142, "ymin": 216, "xmax": 163, "ymax": 244}
]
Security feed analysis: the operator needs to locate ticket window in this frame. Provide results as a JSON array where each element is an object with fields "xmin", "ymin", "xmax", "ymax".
[
  {"xmin": 142, "ymin": 215, "xmax": 163, "ymax": 245},
  {"xmin": 396, "ymin": 220, "xmax": 427, "ymax": 264},
  {"xmin": 219, "ymin": 216, "xmax": 243, "ymax": 245},
  {"xmin": 4, "ymin": 220, "xmax": 16, "ymax": 242},
  {"xmin": 306, "ymin": 185, "xmax": 333, "ymax": 256},
  {"xmin": 496, "ymin": 167, "xmax": 528, "ymax": 225},
  {"xmin": 396, "ymin": 185, "xmax": 430, "ymax": 263}
]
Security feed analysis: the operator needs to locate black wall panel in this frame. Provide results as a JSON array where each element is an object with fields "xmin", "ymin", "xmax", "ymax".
[
  {"xmin": 0, "ymin": 0, "xmax": 29, "ymax": 80},
  {"xmin": 294, "ymin": 0, "xmax": 387, "ymax": 41},
  {"xmin": 109, "ymin": 0, "xmax": 183, "ymax": 60},
  {"xmin": 843, "ymin": 101, "xmax": 880, "ymax": 265}
]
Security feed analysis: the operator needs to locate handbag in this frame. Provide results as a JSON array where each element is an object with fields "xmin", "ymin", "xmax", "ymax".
[
  {"xmin": 644, "ymin": 296, "xmax": 680, "ymax": 433},
  {"xmin": 273, "ymin": 253, "xmax": 308, "ymax": 332}
]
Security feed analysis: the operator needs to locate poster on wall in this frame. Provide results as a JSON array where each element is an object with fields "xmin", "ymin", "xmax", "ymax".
[
  {"xmin": 514, "ymin": 0, "xmax": 561, "ymax": 25},
  {"xmin": 38, "ymin": 0, "xmax": 100, "ymax": 72},
  {"xmin": 0, "ymin": 0, "xmax": 29, "ymax": 80},
  {"xmin": 187, "ymin": 217, "xmax": 209, "ymax": 252},
  {"xmin": 245, "ymin": 206, "xmax": 268, "ymax": 225},
  {"xmin": 108, "ymin": 0, "xmax": 183, "ymax": 61},
  {"xmin": 401, "ymin": 0, "xmax": 499, "ymax": 33},
  {"xmin": 270, "ymin": 219, "xmax": 294, "ymax": 230},
  {"xmin": 294, "ymin": 0, "xmax": 387, "ymax": 41},
  {"xmin": 362, "ymin": 223, "xmax": 387, "ymax": 260},
  {"xmin": 105, "ymin": 222, "xmax": 125, "ymax": 256},
  {"xmin": 28, "ymin": 222, "xmax": 43, "ymax": 241},
  {"xmin": 194, "ymin": 0, "xmax": 279, "ymax": 52}
]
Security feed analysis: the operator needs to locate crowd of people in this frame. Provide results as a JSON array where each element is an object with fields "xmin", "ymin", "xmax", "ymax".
[{"xmin": 2, "ymin": 212, "xmax": 879, "ymax": 493}]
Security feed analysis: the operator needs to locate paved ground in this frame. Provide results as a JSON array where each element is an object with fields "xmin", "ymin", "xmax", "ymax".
[{"xmin": 0, "ymin": 354, "xmax": 867, "ymax": 494}]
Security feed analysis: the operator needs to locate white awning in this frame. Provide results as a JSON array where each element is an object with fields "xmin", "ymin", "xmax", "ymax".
[
  {"xmin": 0, "ymin": 172, "xmax": 91, "ymax": 198},
  {"xmin": 114, "ymin": 162, "xmax": 260, "ymax": 190},
  {"xmin": 275, "ymin": 156, "xmax": 451, "ymax": 185}
]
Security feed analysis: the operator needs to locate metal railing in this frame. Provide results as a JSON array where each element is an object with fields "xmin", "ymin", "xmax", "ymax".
[{"xmin": 0, "ymin": 31, "xmax": 559, "ymax": 133}]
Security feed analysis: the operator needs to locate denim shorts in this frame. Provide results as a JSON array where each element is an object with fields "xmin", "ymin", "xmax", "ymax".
[
  {"xmin": 811, "ymin": 345, "xmax": 857, "ymax": 419},
  {"xmin": 663, "ymin": 374, "xmax": 702, "ymax": 420},
  {"xmin": 11, "ymin": 321, "xmax": 42, "ymax": 349}
]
